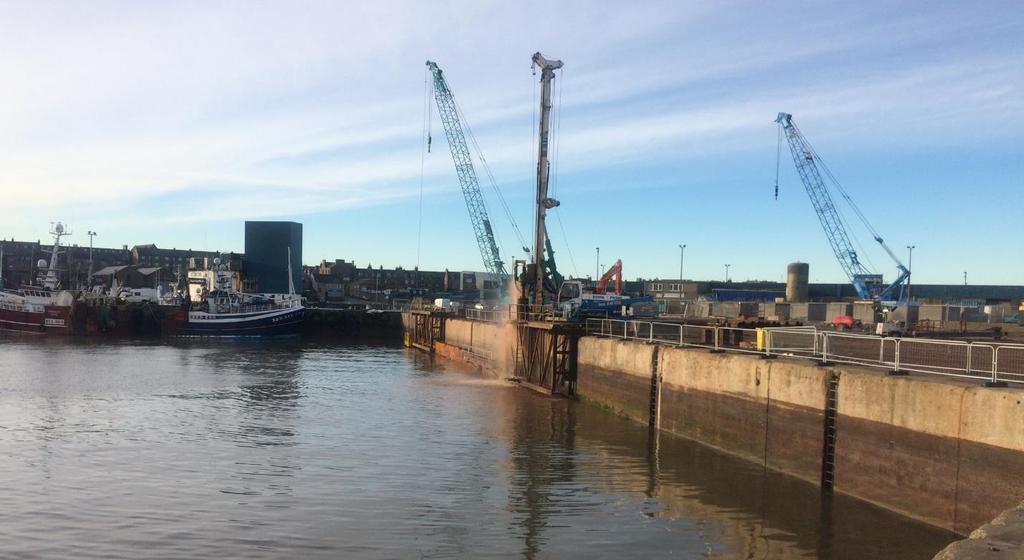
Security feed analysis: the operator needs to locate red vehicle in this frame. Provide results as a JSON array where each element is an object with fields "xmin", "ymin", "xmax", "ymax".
[{"xmin": 831, "ymin": 315, "xmax": 856, "ymax": 330}]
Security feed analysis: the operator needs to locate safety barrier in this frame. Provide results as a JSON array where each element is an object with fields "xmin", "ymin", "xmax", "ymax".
[
  {"xmin": 585, "ymin": 318, "xmax": 1024, "ymax": 386},
  {"xmin": 463, "ymin": 308, "xmax": 510, "ymax": 323}
]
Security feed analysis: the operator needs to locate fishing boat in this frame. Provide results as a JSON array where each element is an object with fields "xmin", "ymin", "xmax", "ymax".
[
  {"xmin": 0, "ymin": 223, "xmax": 77, "ymax": 335},
  {"xmin": 163, "ymin": 251, "xmax": 304, "ymax": 337}
]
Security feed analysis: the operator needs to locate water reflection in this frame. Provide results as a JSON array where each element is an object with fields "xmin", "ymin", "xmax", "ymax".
[
  {"xmin": 496, "ymin": 392, "xmax": 957, "ymax": 559},
  {"xmin": 505, "ymin": 398, "xmax": 579, "ymax": 559},
  {"xmin": 0, "ymin": 339, "xmax": 955, "ymax": 559}
]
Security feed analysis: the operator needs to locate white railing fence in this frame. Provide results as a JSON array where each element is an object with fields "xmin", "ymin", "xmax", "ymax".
[{"xmin": 584, "ymin": 318, "xmax": 1024, "ymax": 386}]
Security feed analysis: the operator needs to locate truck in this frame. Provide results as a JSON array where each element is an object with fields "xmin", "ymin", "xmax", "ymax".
[{"xmin": 556, "ymin": 280, "xmax": 655, "ymax": 320}]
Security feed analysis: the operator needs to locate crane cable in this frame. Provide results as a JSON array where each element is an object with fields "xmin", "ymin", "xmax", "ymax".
[
  {"xmin": 447, "ymin": 83, "xmax": 529, "ymax": 256},
  {"xmin": 780, "ymin": 120, "xmax": 880, "ymax": 273},
  {"xmin": 548, "ymin": 69, "xmax": 579, "ymax": 277},
  {"xmin": 802, "ymin": 129, "xmax": 887, "ymax": 271},
  {"xmin": 528, "ymin": 67, "xmax": 537, "ymax": 257},
  {"xmin": 774, "ymin": 125, "xmax": 781, "ymax": 200},
  {"xmin": 416, "ymin": 66, "xmax": 429, "ymax": 277}
]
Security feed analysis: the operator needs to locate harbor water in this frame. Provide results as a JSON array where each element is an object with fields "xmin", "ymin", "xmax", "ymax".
[{"xmin": 0, "ymin": 337, "xmax": 956, "ymax": 558}]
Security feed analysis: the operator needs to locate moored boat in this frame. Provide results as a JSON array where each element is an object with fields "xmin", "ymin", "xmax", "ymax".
[
  {"xmin": 0, "ymin": 223, "xmax": 77, "ymax": 335},
  {"xmin": 163, "ymin": 294, "xmax": 304, "ymax": 337},
  {"xmin": 162, "ymin": 253, "xmax": 304, "ymax": 337}
]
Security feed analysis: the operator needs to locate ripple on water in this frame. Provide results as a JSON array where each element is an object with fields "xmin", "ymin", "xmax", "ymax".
[{"xmin": 0, "ymin": 339, "xmax": 956, "ymax": 559}]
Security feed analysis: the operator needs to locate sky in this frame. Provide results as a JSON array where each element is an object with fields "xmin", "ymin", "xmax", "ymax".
[{"xmin": 0, "ymin": 1, "xmax": 1021, "ymax": 285}]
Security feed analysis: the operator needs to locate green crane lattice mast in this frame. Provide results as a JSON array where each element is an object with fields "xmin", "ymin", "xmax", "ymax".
[{"xmin": 426, "ymin": 61, "xmax": 507, "ymax": 277}]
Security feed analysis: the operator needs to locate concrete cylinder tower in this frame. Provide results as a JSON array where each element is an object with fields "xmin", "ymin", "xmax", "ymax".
[{"xmin": 786, "ymin": 262, "xmax": 809, "ymax": 302}]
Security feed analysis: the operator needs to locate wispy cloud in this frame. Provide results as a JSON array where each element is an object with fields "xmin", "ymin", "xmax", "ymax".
[{"xmin": 0, "ymin": 1, "xmax": 1021, "ymax": 281}]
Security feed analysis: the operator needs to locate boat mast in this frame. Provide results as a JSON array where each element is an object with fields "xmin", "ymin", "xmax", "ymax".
[
  {"xmin": 43, "ymin": 222, "xmax": 69, "ymax": 291},
  {"xmin": 287, "ymin": 246, "xmax": 295, "ymax": 296}
]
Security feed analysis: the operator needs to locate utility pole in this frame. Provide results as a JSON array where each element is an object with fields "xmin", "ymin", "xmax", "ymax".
[
  {"xmin": 678, "ymin": 244, "xmax": 686, "ymax": 292},
  {"xmin": 906, "ymin": 245, "xmax": 915, "ymax": 300},
  {"xmin": 87, "ymin": 230, "xmax": 97, "ymax": 287},
  {"xmin": 531, "ymin": 52, "xmax": 563, "ymax": 308},
  {"xmin": 595, "ymin": 247, "xmax": 600, "ymax": 281},
  {"xmin": 725, "ymin": 264, "xmax": 731, "ymax": 282}
]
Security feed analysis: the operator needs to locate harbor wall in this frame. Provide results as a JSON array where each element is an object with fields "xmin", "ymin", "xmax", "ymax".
[
  {"xmin": 302, "ymin": 308, "xmax": 403, "ymax": 338},
  {"xmin": 401, "ymin": 315, "xmax": 516, "ymax": 375},
  {"xmin": 403, "ymin": 316, "xmax": 1024, "ymax": 535},
  {"xmin": 577, "ymin": 336, "xmax": 1024, "ymax": 535}
]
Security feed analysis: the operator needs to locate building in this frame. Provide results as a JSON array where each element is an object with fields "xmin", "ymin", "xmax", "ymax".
[
  {"xmin": 0, "ymin": 240, "xmax": 47, "ymax": 288},
  {"xmin": 92, "ymin": 264, "xmax": 169, "ymax": 291},
  {"xmin": 244, "ymin": 221, "xmax": 302, "ymax": 294},
  {"xmin": 302, "ymin": 258, "xmax": 496, "ymax": 304},
  {"xmin": 131, "ymin": 244, "xmax": 221, "ymax": 276},
  {"xmin": 644, "ymin": 277, "xmax": 1024, "ymax": 309},
  {"xmin": 1, "ymin": 239, "xmax": 132, "ymax": 289}
]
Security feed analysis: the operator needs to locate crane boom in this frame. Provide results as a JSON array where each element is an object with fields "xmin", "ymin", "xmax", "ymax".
[
  {"xmin": 776, "ymin": 112, "xmax": 909, "ymax": 300},
  {"xmin": 426, "ymin": 61, "xmax": 507, "ymax": 277},
  {"xmin": 596, "ymin": 259, "xmax": 623, "ymax": 295},
  {"xmin": 530, "ymin": 52, "xmax": 564, "ymax": 306}
]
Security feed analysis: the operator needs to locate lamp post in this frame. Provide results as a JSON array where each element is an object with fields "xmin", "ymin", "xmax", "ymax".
[
  {"xmin": 595, "ymin": 247, "xmax": 600, "ymax": 281},
  {"xmin": 87, "ymin": 230, "xmax": 97, "ymax": 287},
  {"xmin": 906, "ymin": 245, "xmax": 915, "ymax": 300},
  {"xmin": 725, "ymin": 264, "xmax": 731, "ymax": 282},
  {"xmin": 964, "ymin": 271, "xmax": 968, "ymax": 286},
  {"xmin": 678, "ymin": 244, "xmax": 686, "ymax": 291}
]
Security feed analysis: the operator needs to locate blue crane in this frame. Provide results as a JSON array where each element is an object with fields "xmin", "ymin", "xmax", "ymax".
[
  {"xmin": 775, "ymin": 112, "xmax": 909, "ymax": 301},
  {"xmin": 426, "ymin": 61, "xmax": 509, "ymax": 278}
]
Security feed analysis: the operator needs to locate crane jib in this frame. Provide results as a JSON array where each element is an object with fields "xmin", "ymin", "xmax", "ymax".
[
  {"xmin": 776, "ymin": 112, "xmax": 909, "ymax": 301},
  {"xmin": 426, "ymin": 61, "xmax": 508, "ymax": 278}
]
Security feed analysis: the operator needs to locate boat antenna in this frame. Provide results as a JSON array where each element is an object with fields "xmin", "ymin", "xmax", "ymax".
[{"xmin": 287, "ymin": 246, "xmax": 295, "ymax": 296}]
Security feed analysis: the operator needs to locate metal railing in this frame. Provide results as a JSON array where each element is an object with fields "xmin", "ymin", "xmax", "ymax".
[
  {"xmin": 585, "ymin": 318, "xmax": 1024, "ymax": 386},
  {"xmin": 464, "ymin": 307, "xmax": 511, "ymax": 323}
]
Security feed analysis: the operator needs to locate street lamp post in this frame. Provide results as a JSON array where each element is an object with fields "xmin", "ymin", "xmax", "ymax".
[
  {"xmin": 87, "ymin": 230, "xmax": 97, "ymax": 287},
  {"xmin": 906, "ymin": 245, "xmax": 915, "ymax": 300},
  {"xmin": 595, "ymin": 247, "xmax": 600, "ymax": 281},
  {"xmin": 964, "ymin": 271, "xmax": 968, "ymax": 286},
  {"xmin": 725, "ymin": 264, "xmax": 731, "ymax": 282},
  {"xmin": 678, "ymin": 244, "xmax": 686, "ymax": 292}
]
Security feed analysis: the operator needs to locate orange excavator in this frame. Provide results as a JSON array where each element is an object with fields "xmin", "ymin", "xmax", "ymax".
[{"xmin": 595, "ymin": 259, "xmax": 623, "ymax": 295}]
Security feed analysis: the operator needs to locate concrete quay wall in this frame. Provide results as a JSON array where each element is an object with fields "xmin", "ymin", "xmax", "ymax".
[
  {"xmin": 403, "ymin": 316, "xmax": 517, "ymax": 376},
  {"xmin": 577, "ymin": 336, "xmax": 1024, "ymax": 535},
  {"xmin": 401, "ymin": 317, "xmax": 1024, "ymax": 536}
]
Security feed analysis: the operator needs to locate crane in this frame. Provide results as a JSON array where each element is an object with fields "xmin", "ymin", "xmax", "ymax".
[
  {"xmin": 426, "ymin": 61, "xmax": 507, "ymax": 277},
  {"xmin": 595, "ymin": 259, "xmax": 623, "ymax": 295},
  {"xmin": 775, "ymin": 112, "xmax": 909, "ymax": 301},
  {"xmin": 529, "ymin": 52, "xmax": 564, "ymax": 306}
]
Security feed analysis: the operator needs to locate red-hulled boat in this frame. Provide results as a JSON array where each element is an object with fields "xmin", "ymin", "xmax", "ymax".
[{"xmin": 0, "ymin": 223, "xmax": 77, "ymax": 335}]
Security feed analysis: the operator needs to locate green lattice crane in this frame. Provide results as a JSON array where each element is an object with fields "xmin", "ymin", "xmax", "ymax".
[{"xmin": 426, "ymin": 61, "xmax": 507, "ymax": 277}]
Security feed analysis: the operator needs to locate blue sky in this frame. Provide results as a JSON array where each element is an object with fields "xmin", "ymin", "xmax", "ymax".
[{"xmin": 1, "ymin": 1, "xmax": 1021, "ymax": 284}]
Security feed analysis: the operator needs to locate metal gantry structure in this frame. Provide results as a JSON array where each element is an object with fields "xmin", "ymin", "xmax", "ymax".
[
  {"xmin": 776, "ymin": 112, "xmax": 909, "ymax": 301},
  {"xmin": 426, "ymin": 61, "xmax": 507, "ymax": 277},
  {"xmin": 530, "ymin": 52, "xmax": 564, "ymax": 306}
]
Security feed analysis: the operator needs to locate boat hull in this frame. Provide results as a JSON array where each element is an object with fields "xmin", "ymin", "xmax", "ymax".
[
  {"xmin": 164, "ymin": 306, "xmax": 304, "ymax": 337},
  {"xmin": 0, "ymin": 305, "xmax": 73, "ymax": 335}
]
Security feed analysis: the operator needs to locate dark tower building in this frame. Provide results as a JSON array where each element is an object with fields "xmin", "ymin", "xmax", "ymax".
[{"xmin": 244, "ymin": 221, "xmax": 302, "ymax": 294}]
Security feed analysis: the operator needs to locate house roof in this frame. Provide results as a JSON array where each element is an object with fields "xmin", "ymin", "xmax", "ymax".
[{"xmin": 92, "ymin": 265, "xmax": 130, "ymax": 276}]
